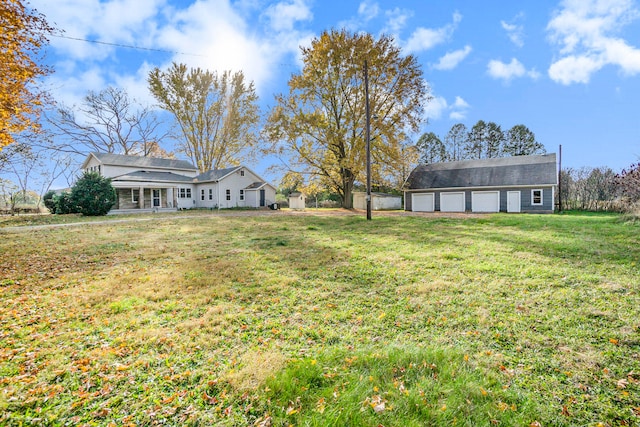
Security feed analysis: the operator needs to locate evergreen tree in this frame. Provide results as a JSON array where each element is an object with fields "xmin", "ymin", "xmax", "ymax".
[{"xmin": 70, "ymin": 172, "xmax": 116, "ymax": 216}]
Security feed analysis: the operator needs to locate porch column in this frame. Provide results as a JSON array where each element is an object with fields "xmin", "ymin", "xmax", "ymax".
[{"xmin": 138, "ymin": 186, "xmax": 144, "ymax": 209}]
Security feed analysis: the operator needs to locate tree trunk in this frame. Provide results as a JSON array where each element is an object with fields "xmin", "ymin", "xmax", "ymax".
[{"xmin": 342, "ymin": 172, "xmax": 354, "ymax": 209}]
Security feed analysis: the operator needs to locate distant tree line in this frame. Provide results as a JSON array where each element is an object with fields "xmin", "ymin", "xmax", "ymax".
[
  {"xmin": 560, "ymin": 163, "xmax": 640, "ymax": 212},
  {"xmin": 416, "ymin": 121, "xmax": 546, "ymax": 164}
]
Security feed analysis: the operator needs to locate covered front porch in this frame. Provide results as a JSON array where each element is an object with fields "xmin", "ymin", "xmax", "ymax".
[{"xmin": 113, "ymin": 187, "xmax": 178, "ymax": 211}]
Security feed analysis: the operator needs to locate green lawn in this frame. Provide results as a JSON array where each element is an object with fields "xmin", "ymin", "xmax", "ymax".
[{"xmin": 1, "ymin": 212, "xmax": 638, "ymax": 426}]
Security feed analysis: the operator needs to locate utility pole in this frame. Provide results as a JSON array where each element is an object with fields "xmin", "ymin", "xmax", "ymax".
[{"xmin": 364, "ymin": 60, "xmax": 372, "ymax": 220}]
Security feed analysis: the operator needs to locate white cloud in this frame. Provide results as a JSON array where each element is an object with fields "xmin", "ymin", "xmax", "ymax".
[
  {"xmin": 548, "ymin": 55, "xmax": 603, "ymax": 84},
  {"xmin": 547, "ymin": 0, "xmax": 640, "ymax": 84},
  {"xmin": 33, "ymin": 0, "xmax": 315, "ymax": 108},
  {"xmin": 383, "ymin": 7, "xmax": 413, "ymax": 34},
  {"xmin": 424, "ymin": 96, "xmax": 448, "ymax": 121},
  {"xmin": 501, "ymin": 13, "xmax": 525, "ymax": 48},
  {"xmin": 424, "ymin": 95, "xmax": 470, "ymax": 122},
  {"xmin": 487, "ymin": 58, "xmax": 539, "ymax": 81},
  {"xmin": 405, "ymin": 12, "xmax": 462, "ymax": 53},
  {"xmin": 449, "ymin": 111, "xmax": 466, "ymax": 120},
  {"xmin": 339, "ymin": 0, "xmax": 380, "ymax": 30},
  {"xmin": 358, "ymin": 1, "xmax": 380, "ymax": 22},
  {"xmin": 264, "ymin": 0, "xmax": 312, "ymax": 31},
  {"xmin": 452, "ymin": 96, "xmax": 469, "ymax": 109},
  {"xmin": 433, "ymin": 45, "xmax": 472, "ymax": 70}
]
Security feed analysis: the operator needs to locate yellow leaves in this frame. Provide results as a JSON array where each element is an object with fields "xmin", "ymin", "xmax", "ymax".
[{"xmin": 363, "ymin": 394, "xmax": 388, "ymax": 413}]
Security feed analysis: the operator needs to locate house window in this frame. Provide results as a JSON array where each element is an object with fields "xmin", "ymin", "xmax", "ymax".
[
  {"xmin": 209, "ymin": 189, "xmax": 213, "ymax": 200},
  {"xmin": 226, "ymin": 189, "xmax": 231, "ymax": 201},
  {"xmin": 239, "ymin": 189, "xmax": 244, "ymax": 201},
  {"xmin": 240, "ymin": 170, "xmax": 245, "ymax": 176},
  {"xmin": 532, "ymin": 189, "xmax": 543, "ymax": 205},
  {"xmin": 201, "ymin": 189, "xmax": 205, "ymax": 201},
  {"xmin": 131, "ymin": 189, "xmax": 139, "ymax": 203},
  {"xmin": 179, "ymin": 188, "xmax": 192, "ymax": 198}
]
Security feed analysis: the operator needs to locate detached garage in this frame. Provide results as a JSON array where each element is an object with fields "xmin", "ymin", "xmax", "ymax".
[{"xmin": 403, "ymin": 154, "xmax": 557, "ymax": 213}]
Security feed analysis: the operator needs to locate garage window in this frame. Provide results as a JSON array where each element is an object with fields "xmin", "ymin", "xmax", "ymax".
[{"xmin": 532, "ymin": 189, "xmax": 543, "ymax": 205}]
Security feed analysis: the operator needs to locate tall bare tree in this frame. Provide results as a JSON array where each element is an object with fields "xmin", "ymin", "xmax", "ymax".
[
  {"xmin": 48, "ymin": 87, "xmax": 169, "ymax": 157},
  {"xmin": 265, "ymin": 29, "xmax": 429, "ymax": 208},
  {"xmin": 148, "ymin": 63, "xmax": 260, "ymax": 171}
]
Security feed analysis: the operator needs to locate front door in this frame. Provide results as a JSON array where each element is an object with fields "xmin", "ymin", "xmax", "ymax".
[
  {"xmin": 259, "ymin": 189, "xmax": 266, "ymax": 207},
  {"xmin": 152, "ymin": 189, "xmax": 161, "ymax": 207},
  {"xmin": 507, "ymin": 191, "xmax": 521, "ymax": 213}
]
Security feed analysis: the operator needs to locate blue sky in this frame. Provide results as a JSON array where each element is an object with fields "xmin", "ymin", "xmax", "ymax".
[{"xmin": 31, "ymin": 0, "xmax": 640, "ymax": 178}]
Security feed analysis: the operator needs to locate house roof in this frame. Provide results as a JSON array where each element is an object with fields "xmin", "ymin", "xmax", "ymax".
[
  {"xmin": 86, "ymin": 152, "xmax": 197, "ymax": 171},
  {"xmin": 194, "ymin": 166, "xmax": 241, "ymax": 182},
  {"xmin": 112, "ymin": 171, "xmax": 195, "ymax": 183},
  {"xmin": 245, "ymin": 181, "xmax": 267, "ymax": 190},
  {"xmin": 405, "ymin": 154, "xmax": 557, "ymax": 190},
  {"xmin": 289, "ymin": 192, "xmax": 304, "ymax": 197}
]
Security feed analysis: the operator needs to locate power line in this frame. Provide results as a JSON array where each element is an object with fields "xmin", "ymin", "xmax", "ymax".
[{"xmin": 51, "ymin": 34, "xmax": 209, "ymax": 57}]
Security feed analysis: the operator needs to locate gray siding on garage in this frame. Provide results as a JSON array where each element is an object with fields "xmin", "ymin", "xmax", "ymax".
[{"xmin": 405, "ymin": 187, "xmax": 555, "ymax": 213}]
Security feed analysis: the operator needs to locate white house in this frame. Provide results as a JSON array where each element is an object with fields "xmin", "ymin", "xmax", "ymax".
[{"xmin": 81, "ymin": 153, "xmax": 276, "ymax": 212}]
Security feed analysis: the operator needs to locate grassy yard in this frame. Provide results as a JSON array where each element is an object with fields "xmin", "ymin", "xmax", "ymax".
[{"xmin": 0, "ymin": 212, "xmax": 638, "ymax": 426}]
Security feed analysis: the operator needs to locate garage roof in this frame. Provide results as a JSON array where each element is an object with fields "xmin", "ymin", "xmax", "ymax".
[{"xmin": 405, "ymin": 153, "xmax": 557, "ymax": 189}]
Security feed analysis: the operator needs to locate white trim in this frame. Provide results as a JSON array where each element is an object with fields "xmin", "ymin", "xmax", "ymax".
[
  {"xmin": 405, "ymin": 184, "xmax": 554, "ymax": 193},
  {"xmin": 531, "ymin": 189, "xmax": 543, "ymax": 205},
  {"xmin": 152, "ymin": 189, "xmax": 161, "ymax": 207}
]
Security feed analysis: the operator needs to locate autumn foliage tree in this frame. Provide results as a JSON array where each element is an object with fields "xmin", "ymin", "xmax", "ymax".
[
  {"xmin": 148, "ymin": 63, "xmax": 260, "ymax": 171},
  {"xmin": 0, "ymin": 0, "xmax": 54, "ymax": 149},
  {"xmin": 265, "ymin": 30, "xmax": 429, "ymax": 208}
]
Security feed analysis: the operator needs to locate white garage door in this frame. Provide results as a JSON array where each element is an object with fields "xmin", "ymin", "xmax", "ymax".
[
  {"xmin": 440, "ymin": 192, "xmax": 465, "ymax": 212},
  {"xmin": 412, "ymin": 193, "xmax": 434, "ymax": 212},
  {"xmin": 472, "ymin": 191, "xmax": 500, "ymax": 213}
]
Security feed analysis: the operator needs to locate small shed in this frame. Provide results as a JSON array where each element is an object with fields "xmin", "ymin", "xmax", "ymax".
[
  {"xmin": 288, "ymin": 192, "xmax": 306, "ymax": 210},
  {"xmin": 353, "ymin": 192, "xmax": 402, "ymax": 211}
]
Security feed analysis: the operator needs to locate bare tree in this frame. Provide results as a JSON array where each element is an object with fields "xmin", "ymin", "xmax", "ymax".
[{"xmin": 48, "ymin": 87, "xmax": 170, "ymax": 157}]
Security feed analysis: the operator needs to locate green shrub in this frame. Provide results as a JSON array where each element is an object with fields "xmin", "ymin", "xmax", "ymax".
[
  {"xmin": 53, "ymin": 192, "xmax": 76, "ymax": 214},
  {"xmin": 42, "ymin": 190, "xmax": 57, "ymax": 213},
  {"xmin": 70, "ymin": 172, "xmax": 116, "ymax": 216}
]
